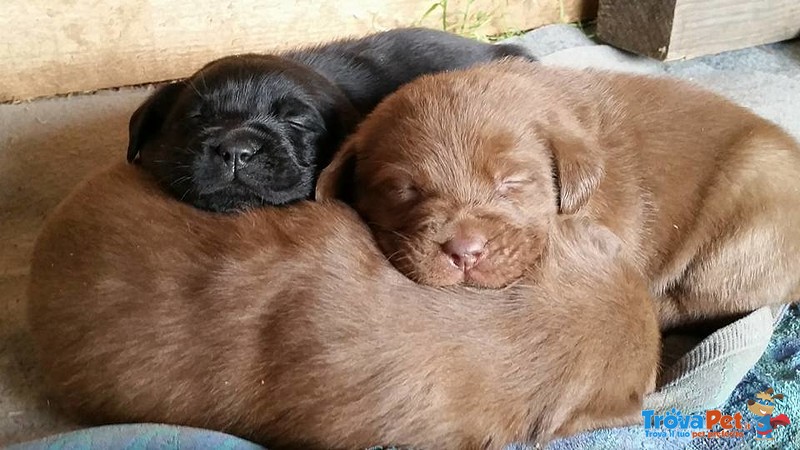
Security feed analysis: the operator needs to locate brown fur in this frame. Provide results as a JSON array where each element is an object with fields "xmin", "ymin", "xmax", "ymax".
[
  {"xmin": 28, "ymin": 163, "xmax": 659, "ymax": 449},
  {"xmin": 316, "ymin": 59, "xmax": 800, "ymax": 329}
]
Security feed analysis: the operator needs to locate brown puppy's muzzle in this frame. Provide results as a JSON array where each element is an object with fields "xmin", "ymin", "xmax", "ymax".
[
  {"xmin": 440, "ymin": 224, "xmax": 487, "ymax": 273},
  {"xmin": 376, "ymin": 212, "xmax": 545, "ymax": 288}
]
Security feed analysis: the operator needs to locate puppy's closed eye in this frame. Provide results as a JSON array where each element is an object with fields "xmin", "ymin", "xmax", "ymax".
[
  {"xmin": 286, "ymin": 117, "xmax": 315, "ymax": 131},
  {"xmin": 496, "ymin": 177, "xmax": 531, "ymax": 197},
  {"xmin": 386, "ymin": 181, "xmax": 420, "ymax": 204},
  {"xmin": 275, "ymin": 99, "xmax": 323, "ymax": 132},
  {"xmin": 187, "ymin": 109, "xmax": 205, "ymax": 120}
]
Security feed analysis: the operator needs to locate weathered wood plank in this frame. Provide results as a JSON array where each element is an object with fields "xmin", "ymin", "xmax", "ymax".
[
  {"xmin": 596, "ymin": 0, "xmax": 678, "ymax": 60},
  {"xmin": 668, "ymin": 0, "xmax": 800, "ymax": 60},
  {"xmin": 0, "ymin": 0, "xmax": 597, "ymax": 102},
  {"xmin": 597, "ymin": 0, "xmax": 800, "ymax": 61}
]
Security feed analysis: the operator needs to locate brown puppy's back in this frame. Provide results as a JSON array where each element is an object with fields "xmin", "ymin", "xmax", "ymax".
[
  {"xmin": 543, "ymin": 66, "xmax": 800, "ymax": 326},
  {"xmin": 28, "ymin": 163, "xmax": 659, "ymax": 449}
]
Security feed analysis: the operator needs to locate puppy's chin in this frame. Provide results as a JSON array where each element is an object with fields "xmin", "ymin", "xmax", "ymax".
[
  {"xmin": 188, "ymin": 182, "xmax": 314, "ymax": 213},
  {"xmin": 166, "ymin": 171, "xmax": 312, "ymax": 213},
  {"xmin": 187, "ymin": 186, "xmax": 268, "ymax": 213},
  {"xmin": 184, "ymin": 158, "xmax": 314, "ymax": 212},
  {"xmin": 376, "ymin": 229, "xmax": 544, "ymax": 288}
]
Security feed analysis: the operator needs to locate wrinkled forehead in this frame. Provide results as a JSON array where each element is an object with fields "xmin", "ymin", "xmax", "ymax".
[
  {"xmin": 178, "ymin": 60, "xmax": 312, "ymax": 115},
  {"xmin": 356, "ymin": 109, "xmax": 548, "ymax": 189}
]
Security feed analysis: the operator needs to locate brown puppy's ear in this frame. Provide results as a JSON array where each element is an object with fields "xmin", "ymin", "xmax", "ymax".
[
  {"xmin": 127, "ymin": 81, "xmax": 185, "ymax": 163},
  {"xmin": 557, "ymin": 216, "xmax": 622, "ymax": 259},
  {"xmin": 547, "ymin": 130, "xmax": 604, "ymax": 215},
  {"xmin": 315, "ymin": 137, "xmax": 359, "ymax": 202}
]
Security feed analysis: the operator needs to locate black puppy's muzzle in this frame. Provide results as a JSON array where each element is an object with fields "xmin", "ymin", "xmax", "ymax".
[
  {"xmin": 193, "ymin": 122, "xmax": 307, "ymax": 206},
  {"xmin": 215, "ymin": 128, "xmax": 261, "ymax": 172}
]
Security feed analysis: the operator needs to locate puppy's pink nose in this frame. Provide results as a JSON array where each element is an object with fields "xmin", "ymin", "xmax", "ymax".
[{"xmin": 442, "ymin": 234, "xmax": 487, "ymax": 270}]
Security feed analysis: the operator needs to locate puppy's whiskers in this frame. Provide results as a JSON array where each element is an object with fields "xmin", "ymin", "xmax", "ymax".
[
  {"xmin": 169, "ymin": 175, "xmax": 192, "ymax": 188},
  {"xmin": 184, "ymin": 79, "xmax": 205, "ymax": 100},
  {"xmin": 383, "ymin": 249, "xmax": 405, "ymax": 263},
  {"xmin": 389, "ymin": 230, "xmax": 413, "ymax": 244},
  {"xmin": 198, "ymin": 70, "xmax": 208, "ymax": 91},
  {"xmin": 485, "ymin": 223, "xmax": 513, "ymax": 247},
  {"xmin": 178, "ymin": 185, "xmax": 195, "ymax": 203},
  {"xmin": 169, "ymin": 145, "xmax": 204, "ymax": 157},
  {"xmin": 370, "ymin": 223, "xmax": 413, "ymax": 243},
  {"xmin": 152, "ymin": 159, "xmax": 194, "ymax": 172},
  {"xmin": 393, "ymin": 253, "xmax": 424, "ymax": 280}
]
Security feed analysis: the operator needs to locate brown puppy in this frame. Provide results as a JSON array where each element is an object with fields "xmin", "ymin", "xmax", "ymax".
[
  {"xmin": 28, "ymin": 163, "xmax": 659, "ymax": 450},
  {"xmin": 316, "ymin": 59, "xmax": 800, "ymax": 329}
]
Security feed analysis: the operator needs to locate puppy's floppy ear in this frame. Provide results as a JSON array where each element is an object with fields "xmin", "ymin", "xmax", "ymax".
[
  {"xmin": 319, "ymin": 97, "xmax": 361, "ymax": 163},
  {"xmin": 315, "ymin": 137, "xmax": 359, "ymax": 202},
  {"xmin": 556, "ymin": 216, "xmax": 622, "ymax": 262},
  {"xmin": 127, "ymin": 81, "xmax": 184, "ymax": 163},
  {"xmin": 547, "ymin": 129, "xmax": 604, "ymax": 215}
]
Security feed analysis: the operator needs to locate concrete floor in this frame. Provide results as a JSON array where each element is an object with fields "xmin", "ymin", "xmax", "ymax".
[{"xmin": 0, "ymin": 87, "xmax": 151, "ymax": 445}]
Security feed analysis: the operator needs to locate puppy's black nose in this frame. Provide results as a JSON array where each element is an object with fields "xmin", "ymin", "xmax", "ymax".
[
  {"xmin": 217, "ymin": 131, "xmax": 260, "ymax": 169},
  {"xmin": 220, "ymin": 145, "xmax": 253, "ymax": 166}
]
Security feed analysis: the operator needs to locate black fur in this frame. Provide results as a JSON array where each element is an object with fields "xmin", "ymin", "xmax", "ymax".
[{"xmin": 128, "ymin": 28, "xmax": 536, "ymax": 212}]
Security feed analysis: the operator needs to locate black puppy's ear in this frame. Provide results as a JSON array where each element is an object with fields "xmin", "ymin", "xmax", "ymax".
[
  {"xmin": 547, "ymin": 128, "xmax": 605, "ymax": 215},
  {"xmin": 331, "ymin": 103, "xmax": 360, "ymax": 143},
  {"xmin": 127, "ymin": 82, "xmax": 184, "ymax": 163},
  {"xmin": 315, "ymin": 137, "xmax": 359, "ymax": 202}
]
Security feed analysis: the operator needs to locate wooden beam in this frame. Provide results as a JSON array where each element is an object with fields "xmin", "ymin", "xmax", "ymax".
[
  {"xmin": 0, "ymin": 0, "xmax": 597, "ymax": 102},
  {"xmin": 597, "ymin": 0, "xmax": 800, "ymax": 61},
  {"xmin": 596, "ymin": 0, "xmax": 677, "ymax": 60}
]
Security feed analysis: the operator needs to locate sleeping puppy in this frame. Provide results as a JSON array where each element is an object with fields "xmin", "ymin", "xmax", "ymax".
[
  {"xmin": 316, "ymin": 58, "xmax": 800, "ymax": 329},
  {"xmin": 28, "ymin": 163, "xmax": 659, "ymax": 450},
  {"xmin": 128, "ymin": 28, "xmax": 534, "ymax": 212}
]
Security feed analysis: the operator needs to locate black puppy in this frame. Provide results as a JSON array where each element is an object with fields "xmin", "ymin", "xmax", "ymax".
[{"xmin": 127, "ymin": 28, "xmax": 534, "ymax": 212}]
